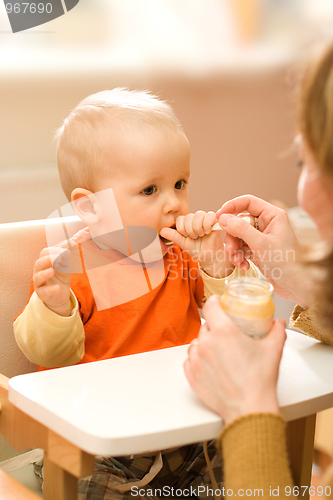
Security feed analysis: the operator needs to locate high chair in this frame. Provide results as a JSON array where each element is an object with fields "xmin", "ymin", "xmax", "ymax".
[
  {"xmin": 0, "ymin": 217, "xmax": 85, "ymax": 498},
  {"xmin": 0, "ymin": 216, "xmax": 327, "ymax": 500}
]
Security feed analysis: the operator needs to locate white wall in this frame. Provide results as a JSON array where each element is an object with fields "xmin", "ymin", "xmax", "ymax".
[{"xmin": 0, "ymin": 60, "xmax": 299, "ymax": 223}]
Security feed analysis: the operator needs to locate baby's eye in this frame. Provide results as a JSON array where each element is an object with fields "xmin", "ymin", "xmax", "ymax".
[
  {"xmin": 141, "ymin": 186, "xmax": 157, "ymax": 196},
  {"xmin": 175, "ymin": 180, "xmax": 188, "ymax": 190}
]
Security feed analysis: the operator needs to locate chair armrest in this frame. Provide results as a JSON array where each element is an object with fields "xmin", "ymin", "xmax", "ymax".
[
  {"xmin": 0, "ymin": 374, "xmax": 9, "ymax": 389},
  {"xmin": 0, "ymin": 375, "xmax": 9, "ymax": 415}
]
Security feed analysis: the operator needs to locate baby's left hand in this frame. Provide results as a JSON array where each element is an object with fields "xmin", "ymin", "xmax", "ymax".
[{"xmin": 160, "ymin": 211, "xmax": 234, "ymax": 278}]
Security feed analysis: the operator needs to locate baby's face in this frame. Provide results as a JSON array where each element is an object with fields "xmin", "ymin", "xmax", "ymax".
[{"xmin": 94, "ymin": 129, "xmax": 190, "ymax": 255}]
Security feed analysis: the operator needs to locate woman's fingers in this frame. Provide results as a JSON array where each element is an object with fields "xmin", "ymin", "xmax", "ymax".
[
  {"xmin": 218, "ymin": 214, "xmax": 264, "ymax": 255},
  {"xmin": 216, "ymin": 195, "xmax": 268, "ymax": 219},
  {"xmin": 202, "ymin": 295, "xmax": 240, "ymax": 335},
  {"xmin": 217, "ymin": 195, "xmax": 288, "ymax": 232},
  {"xmin": 225, "ymin": 233, "xmax": 253, "ymax": 269},
  {"xmin": 262, "ymin": 318, "xmax": 287, "ymax": 358},
  {"xmin": 222, "ymin": 214, "xmax": 258, "ymax": 269}
]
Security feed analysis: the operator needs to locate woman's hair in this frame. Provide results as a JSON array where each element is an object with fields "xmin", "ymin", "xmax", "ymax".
[
  {"xmin": 298, "ymin": 44, "xmax": 333, "ymax": 177},
  {"xmin": 298, "ymin": 43, "xmax": 333, "ymax": 329},
  {"xmin": 55, "ymin": 88, "xmax": 184, "ymax": 201}
]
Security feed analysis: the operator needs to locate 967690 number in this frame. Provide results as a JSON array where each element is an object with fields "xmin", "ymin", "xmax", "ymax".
[
  {"xmin": 285, "ymin": 486, "xmax": 332, "ymax": 496},
  {"xmin": 5, "ymin": 3, "xmax": 52, "ymax": 14}
]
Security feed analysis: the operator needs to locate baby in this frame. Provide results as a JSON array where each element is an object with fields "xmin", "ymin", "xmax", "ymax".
[{"xmin": 14, "ymin": 89, "xmax": 257, "ymax": 498}]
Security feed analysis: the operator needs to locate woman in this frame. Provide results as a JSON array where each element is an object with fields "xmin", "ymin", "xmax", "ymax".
[{"xmin": 184, "ymin": 43, "xmax": 333, "ymax": 497}]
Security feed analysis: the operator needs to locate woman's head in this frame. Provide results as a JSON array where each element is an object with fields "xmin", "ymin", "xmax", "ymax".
[
  {"xmin": 297, "ymin": 44, "xmax": 333, "ymax": 241},
  {"xmin": 297, "ymin": 43, "xmax": 333, "ymax": 328},
  {"xmin": 299, "ymin": 44, "xmax": 333, "ymax": 178}
]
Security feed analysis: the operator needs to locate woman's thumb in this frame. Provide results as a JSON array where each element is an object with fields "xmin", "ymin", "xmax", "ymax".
[{"xmin": 219, "ymin": 214, "xmax": 263, "ymax": 250}]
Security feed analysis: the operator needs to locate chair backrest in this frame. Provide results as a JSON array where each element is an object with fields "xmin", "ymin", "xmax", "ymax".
[
  {"xmin": 0, "ymin": 216, "xmax": 84, "ymax": 378},
  {"xmin": 0, "ymin": 216, "xmax": 84, "ymax": 461}
]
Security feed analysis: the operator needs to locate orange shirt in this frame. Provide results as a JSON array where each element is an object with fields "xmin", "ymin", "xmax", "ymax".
[{"xmin": 33, "ymin": 243, "xmax": 204, "ymax": 370}]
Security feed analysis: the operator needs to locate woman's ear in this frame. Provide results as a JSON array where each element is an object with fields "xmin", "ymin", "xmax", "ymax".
[{"xmin": 71, "ymin": 188, "xmax": 99, "ymax": 225}]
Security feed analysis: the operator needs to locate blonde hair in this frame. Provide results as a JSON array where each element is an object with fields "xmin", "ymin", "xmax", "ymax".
[
  {"xmin": 299, "ymin": 43, "xmax": 333, "ymax": 177},
  {"xmin": 56, "ymin": 88, "xmax": 184, "ymax": 200},
  {"xmin": 298, "ymin": 43, "xmax": 333, "ymax": 329}
]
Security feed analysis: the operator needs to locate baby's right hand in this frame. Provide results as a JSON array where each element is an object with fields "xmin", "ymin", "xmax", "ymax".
[{"xmin": 33, "ymin": 247, "xmax": 71, "ymax": 317}]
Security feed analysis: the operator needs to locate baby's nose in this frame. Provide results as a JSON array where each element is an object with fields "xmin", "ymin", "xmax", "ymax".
[{"xmin": 164, "ymin": 194, "xmax": 181, "ymax": 213}]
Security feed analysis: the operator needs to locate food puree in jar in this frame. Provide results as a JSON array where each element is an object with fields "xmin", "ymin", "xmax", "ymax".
[{"xmin": 220, "ymin": 278, "xmax": 275, "ymax": 338}]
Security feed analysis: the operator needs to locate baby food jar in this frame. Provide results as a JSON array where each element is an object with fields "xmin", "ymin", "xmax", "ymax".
[{"xmin": 220, "ymin": 278, "xmax": 275, "ymax": 338}]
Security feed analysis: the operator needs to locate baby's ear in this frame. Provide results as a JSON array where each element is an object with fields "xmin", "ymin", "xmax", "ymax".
[{"xmin": 71, "ymin": 188, "xmax": 98, "ymax": 225}]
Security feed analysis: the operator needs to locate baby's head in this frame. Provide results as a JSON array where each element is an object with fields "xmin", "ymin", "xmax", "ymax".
[{"xmin": 56, "ymin": 88, "xmax": 191, "ymax": 254}]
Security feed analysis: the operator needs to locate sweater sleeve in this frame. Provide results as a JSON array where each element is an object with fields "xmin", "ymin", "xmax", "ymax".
[
  {"xmin": 289, "ymin": 303, "xmax": 333, "ymax": 346},
  {"xmin": 13, "ymin": 291, "xmax": 85, "ymax": 368},
  {"xmin": 218, "ymin": 413, "xmax": 295, "ymax": 500},
  {"xmin": 200, "ymin": 261, "xmax": 259, "ymax": 300}
]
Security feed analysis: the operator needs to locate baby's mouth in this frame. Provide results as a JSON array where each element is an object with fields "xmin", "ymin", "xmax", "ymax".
[{"xmin": 160, "ymin": 225, "xmax": 176, "ymax": 245}]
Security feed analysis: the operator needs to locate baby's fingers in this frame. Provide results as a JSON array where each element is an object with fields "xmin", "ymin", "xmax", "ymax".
[
  {"xmin": 33, "ymin": 267, "xmax": 55, "ymax": 290},
  {"xmin": 175, "ymin": 216, "xmax": 187, "ymax": 237},
  {"xmin": 34, "ymin": 254, "xmax": 54, "ymax": 275},
  {"xmin": 51, "ymin": 249, "xmax": 71, "ymax": 274},
  {"xmin": 182, "ymin": 212, "xmax": 202, "ymax": 239},
  {"xmin": 203, "ymin": 211, "xmax": 217, "ymax": 234},
  {"xmin": 191, "ymin": 211, "xmax": 207, "ymax": 238},
  {"xmin": 159, "ymin": 227, "xmax": 188, "ymax": 250},
  {"xmin": 37, "ymin": 247, "xmax": 71, "ymax": 274},
  {"xmin": 36, "ymin": 283, "xmax": 61, "ymax": 303}
]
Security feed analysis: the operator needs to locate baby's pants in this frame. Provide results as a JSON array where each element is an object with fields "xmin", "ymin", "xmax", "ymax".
[{"xmin": 34, "ymin": 441, "xmax": 223, "ymax": 500}]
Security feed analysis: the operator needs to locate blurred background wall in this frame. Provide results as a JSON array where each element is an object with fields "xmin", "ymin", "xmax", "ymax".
[{"xmin": 1, "ymin": 0, "xmax": 333, "ymax": 222}]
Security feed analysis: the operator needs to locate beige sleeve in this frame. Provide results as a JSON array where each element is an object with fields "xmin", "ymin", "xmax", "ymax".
[
  {"xmin": 201, "ymin": 261, "xmax": 259, "ymax": 299},
  {"xmin": 289, "ymin": 302, "xmax": 333, "ymax": 346},
  {"xmin": 218, "ymin": 413, "xmax": 295, "ymax": 499},
  {"xmin": 13, "ymin": 291, "xmax": 85, "ymax": 368}
]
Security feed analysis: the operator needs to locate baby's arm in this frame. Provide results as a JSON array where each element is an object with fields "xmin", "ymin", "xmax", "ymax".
[
  {"xmin": 33, "ymin": 247, "xmax": 71, "ymax": 316},
  {"xmin": 13, "ymin": 246, "xmax": 85, "ymax": 368},
  {"xmin": 201, "ymin": 260, "xmax": 259, "ymax": 302},
  {"xmin": 14, "ymin": 290, "xmax": 84, "ymax": 367}
]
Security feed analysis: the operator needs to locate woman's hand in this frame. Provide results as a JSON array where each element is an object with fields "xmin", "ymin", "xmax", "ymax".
[
  {"xmin": 184, "ymin": 295, "xmax": 287, "ymax": 425},
  {"xmin": 216, "ymin": 195, "xmax": 312, "ymax": 308}
]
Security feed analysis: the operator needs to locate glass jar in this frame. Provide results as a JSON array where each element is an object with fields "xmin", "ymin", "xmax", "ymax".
[{"xmin": 220, "ymin": 278, "xmax": 275, "ymax": 338}]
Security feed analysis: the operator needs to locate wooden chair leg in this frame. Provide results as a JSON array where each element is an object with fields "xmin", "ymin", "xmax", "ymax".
[
  {"xmin": 43, "ymin": 455, "xmax": 78, "ymax": 500},
  {"xmin": 286, "ymin": 414, "xmax": 316, "ymax": 500},
  {"xmin": 1, "ymin": 380, "xmax": 95, "ymax": 500}
]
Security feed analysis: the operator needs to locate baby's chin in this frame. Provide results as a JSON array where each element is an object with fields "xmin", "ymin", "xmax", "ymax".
[{"xmin": 121, "ymin": 238, "xmax": 170, "ymax": 265}]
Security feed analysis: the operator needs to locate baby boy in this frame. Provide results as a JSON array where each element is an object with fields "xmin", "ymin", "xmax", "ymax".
[{"xmin": 14, "ymin": 88, "xmax": 257, "ymax": 498}]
